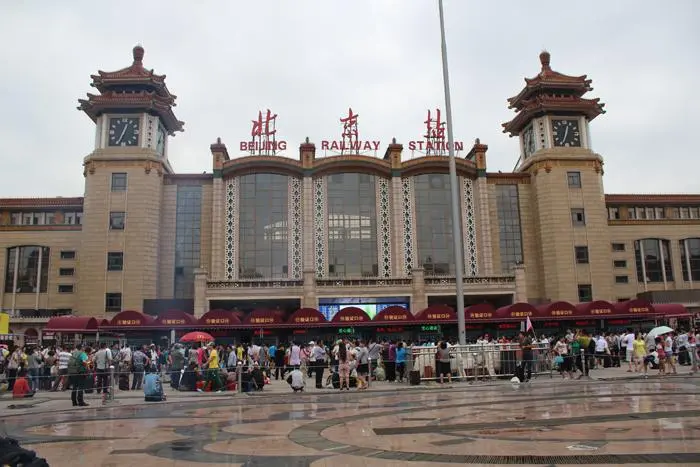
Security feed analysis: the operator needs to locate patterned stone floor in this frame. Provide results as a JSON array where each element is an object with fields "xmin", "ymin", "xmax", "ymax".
[{"xmin": 4, "ymin": 378, "xmax": 700, "ymax": 466}]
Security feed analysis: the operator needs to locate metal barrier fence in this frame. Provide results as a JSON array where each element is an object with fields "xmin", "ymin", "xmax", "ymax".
[
  {"xmin": 0, "ymin": 366, "xmax": 117, "ymax": 404},
  {"xmin": 411, "ymin": 343, "xmax": 552, "ymax": 382}
]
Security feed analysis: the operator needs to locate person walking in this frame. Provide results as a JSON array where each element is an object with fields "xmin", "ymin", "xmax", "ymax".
[{"xmin": 68, "ymin": 344, "xmax": 90, "ymax": 407}]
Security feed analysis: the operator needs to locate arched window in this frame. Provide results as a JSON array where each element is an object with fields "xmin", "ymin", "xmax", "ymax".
[
  {"xmin": 4, "ymin": 246, "xmax": 50, "ymax": 293},
  {"xmin": 680, "ymin": 238, "xmax": 700, "ymax": 281},
  {"xmin": 634, "ymin": 239, "xmax": 673, "ymax": 283}
]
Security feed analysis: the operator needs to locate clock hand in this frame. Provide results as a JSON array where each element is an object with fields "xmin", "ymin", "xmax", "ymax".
[
  {"xmin": 562, "ymin": 126, "xmax": 569, "ymax": 143},
  {"xmin": 116, "ymin": 125, "xmax": 128, "ymax": 144}
]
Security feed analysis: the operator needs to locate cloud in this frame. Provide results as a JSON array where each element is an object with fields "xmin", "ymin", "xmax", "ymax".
[{"xmin": 0, "ymin": 0, "xmax": 697, "ymax": 196}]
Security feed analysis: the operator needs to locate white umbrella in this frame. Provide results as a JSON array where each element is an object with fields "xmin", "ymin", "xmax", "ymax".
[{"xmin": 648, "ymin": 326, "xmax": 674, "ymax": 337}]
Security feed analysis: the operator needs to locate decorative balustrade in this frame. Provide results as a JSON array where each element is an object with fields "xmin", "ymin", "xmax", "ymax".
[
  {"xmin": 315, "ymin": 278, "xmax": 412, "ymax": 288},
  {"xmin": 207, "ymin": 280, "xmax": 304, "ymax": 289},
  {"xmin": 424, "ymin": 275, "xmax": 515, "ymax": 287}
]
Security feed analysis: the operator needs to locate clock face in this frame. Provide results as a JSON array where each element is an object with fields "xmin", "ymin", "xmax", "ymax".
[
  {"xmin": 108, "ymin": 117, "xmax": 140, "ymax": 147},
  {"xmin": 551, "ymin": 119, "xmax": 581, "ymax": 147},
  {"xmin": 523, "ymin": 125, "xmax": 536, "ymax": 157},
  {"xmin": 156, "ymin": 126, "xmax": 166, "ymax": 156}
]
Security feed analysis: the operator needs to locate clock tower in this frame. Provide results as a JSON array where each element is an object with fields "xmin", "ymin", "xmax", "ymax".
[
  {"xmin": 77, "ymin": 45, "xmax": 184, "ymax": 314},
  {"xmin": 502, "ymin": 51, "xmax": 613, "ymax": 304}
]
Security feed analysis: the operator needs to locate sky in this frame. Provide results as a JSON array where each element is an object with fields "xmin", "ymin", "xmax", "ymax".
[{"xmin": 0, "ymin": 0, "xmax": 698, "ymax": 197}]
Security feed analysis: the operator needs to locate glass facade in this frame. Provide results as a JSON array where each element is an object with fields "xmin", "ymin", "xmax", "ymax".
[
  {"xmin": 174, "ymin": 185, "xmax": 202, "ymax": 298},
  {"xmin": 239, "ymin": 173, "xmax": 289, "ymax": 278},
  {"xmin": 4, "ymin": 246, "xmax": 50, "ymax": 293},
  {"xmin": 414, "ymin": 174, "xmax": 454, "ymax": 275},
  {"xmin": 327, "ymin": 173, "xmax": 378, "ymax": 277},
  {"xmin": 680, "ymin": 238, "xmax": 700, "ymax": 281},
  {"xmin": 496, "ymin": 185, "xmax": 523, "ymax": 273},
  {"xmin": 635, "ymin": 238, "xmax": 673, "ymax": 283}
]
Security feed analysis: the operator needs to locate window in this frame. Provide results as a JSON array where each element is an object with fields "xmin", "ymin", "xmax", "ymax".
[
  {"xmin": 326, "ymin": 173, "xmax": 378, "ymax": 277},
  {"xmin": 611, "ymin": 243, "xmax": 625, "ymax": 252},
  {"xmin": 60, "ymin": 250, "xmax": 76, "ymax": 260},
  {"xmin": 669, "ymin": 207, "xmax": 680, "ymax": 219},
  {"xmin": 107, "ymin": 252, "xmax": 124, "ymax": 271},
  {"xmin": 571, "ymin": 208, "xmax": 586, "ymax": 226},
  {"xmin": 681, "ymin": 207, "xmax": 690, "ymax": 219},
  {"xmin": 495, "ymin": 185, "xmax": 524, "ymax": 273},
  {"xmin": 58, "ymin": 284, "xmax": 74, "ymax": 293},
  {"xmin": 4, "ymin": 246, "xmax": 50, "ymax": 293},
  {"xmin": 174, "ymin": 185, "xmax": 202, "ymax": 298},
  {"xmin": 238, "ymin": 174, "xmax": 289, "ymax": 280},
  {"xmin": 627, "ymin": 208, "xmax": 637, "ymax": 220},
  {"xmin": 105, "ymin": 293, "xmax": 122, "ymax": 312},
  {"xmin": 109, "ymin": 211, "xmax": 125, "ymax": 230},
  {"xmin": 635, "ymin": 238, "xmax": 673, "ymax": 283},
  {"xmin": 59, "ymin": 268, "xmax": 74, "ymax": 276},
  {"xmin": 567, "ymin": 171, "xmax": 581, "ymax": 188},
  {"xmin": 575, "ymin": 246, "xmax": 589, "ymax": 264},
  {"xmin": 613, "ymin": 260, "xmax": 627, "ymax": 268},
  {"xmin": 654, "ymin": 207, "xmax": 665, "ymax": 219},
  {"xmin": 111, "ymin": 173, "xmax": 127, "ymax": 191},
  {"xmin": 578, "ymin": 284, "xmax": 593, "ymax": 302},
  {"xmin": 691, "ymin": 207, "xmax": 699, "ymax": 219},
  {"xmin": 608, "ymin": 207, "xmax": 620, "ymax": 220},
  {"xmin": 615, "ymin": 276, "xmax": 629, "ymax": 284},
  {"xmin": 680, "ymin": 238, "xmax": 700, "ymax": 281}
]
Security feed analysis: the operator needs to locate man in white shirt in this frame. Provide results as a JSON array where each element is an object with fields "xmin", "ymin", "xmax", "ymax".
[
  {"xmin": 622, "ymin": 330, "xmax": 635, "ymax": 372},
  {"xmin": 310, "ymin": 341, "xmax": 327, "ymax": 389},
  {"xmin": 52, "ymin": 347, "xmax": 73, "ymax": 391},
  {"xmin": 287, "ymin": 367, "xmax": 305, "ymax": 392},
  {"xmin": 664, "ymin": 333, "xmax": 677, "ymax": 374},
  {"xmin": 94, "ymin": 342, "xmax": 113, "ymax": 394}
]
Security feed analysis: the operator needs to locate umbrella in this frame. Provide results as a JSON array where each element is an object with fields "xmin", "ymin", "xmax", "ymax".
[
  {"xmin": 648, "ymin": 326, "xmax": 673, "ymax": 338},
  {"xmin": 180, "ymin": 331, "xmax": 214, "ymax": 343}
]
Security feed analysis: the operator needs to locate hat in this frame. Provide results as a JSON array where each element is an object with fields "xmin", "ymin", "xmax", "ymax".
[{"xmin": 308, "ymin": 341, "xmax": 315, "ymax": 345}]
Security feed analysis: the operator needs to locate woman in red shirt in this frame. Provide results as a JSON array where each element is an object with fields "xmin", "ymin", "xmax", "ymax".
[{"xmin": 12, "ymin": 369, "xmax": 35, "ymax": 399}]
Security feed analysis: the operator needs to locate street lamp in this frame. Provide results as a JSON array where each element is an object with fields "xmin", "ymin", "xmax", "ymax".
[{"xmin": 438, "ymin": 0, "xmax": 467, "ymax": 345}]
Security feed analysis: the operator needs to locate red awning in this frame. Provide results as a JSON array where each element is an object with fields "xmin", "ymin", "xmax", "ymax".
[
  {"xmin": 102, "ymin": 310, "xmax": 155, "ymax": 330},
  {"xmin": 286, "ymin": 308, "xmax": 328, "ymax": 327},
  {"xmin": 614, "ymin": 299, "xmax": 655, "ymax": 317},
  {"xmin": 331, "ymin": 307, "xmax": 372, "ymax": 325},
  {"xmin": 199, "ymin": 309, "xmax": 243, "ymax": 327},
  {"xmin": 494, "ymin": 302, "xmax": 537, "ymax": 321},
  {"xmin": 465, "ymin": 303, "xmax": 495, "ymax": 321},
  {"xmin": 536, "ymin": 301, "xmax": 578, "ymax": 320},
  {"xmin": 45, "ymin": 316, "xmax": 99, "ymax": 333},
  {"xmin": 99, "ymin": 319, "xmax": 110, "ymax": 327},
  {"xmin": 154, "ymin": 309, "xmax": 197, "ymax": 328},
  {"xmin": 653, "ymin": 303, "xmax": 689, "ymax": 318},
  {"xmin": 415, "ymin": 305, "xmax": 457, "ymax": 323},
  {"xmin": 374, "ymin": 306, "xmax": 413, "ymax": 324},
  {"xmin": 575, "ymin": 300, "xmax": 616, "ymax": 318},
  {"xmin": 244, "ymin": 309, "xmax": 284, "ymax": 326}
]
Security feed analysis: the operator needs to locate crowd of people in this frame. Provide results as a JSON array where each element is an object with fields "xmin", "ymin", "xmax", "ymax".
[{"xmin": 1, "ymin": 327, "xmax": 697, "ymax": 405}]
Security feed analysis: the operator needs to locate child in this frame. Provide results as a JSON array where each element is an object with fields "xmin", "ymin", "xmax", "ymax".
[{"xmin": 12, "ymin": 369, "xmax": 35, "ymax": 399}]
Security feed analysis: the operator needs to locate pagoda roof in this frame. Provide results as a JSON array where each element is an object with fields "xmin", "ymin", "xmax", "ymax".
[
  {"xmin": 78, "ymin": 90, "xmax": 184, "ymax": 134},
  {"xmin": 77, "ymin": 45, "xmax": 184, "ymax": 134},
  {"xmin": 89, "ymin": 45, "xmax": 175, "ymax": 100},
  {"xmin": 502, "ymin": 93, "xmax": 605, "ymax": 136},
  {"xmin": 507, "ymin": 51, "xmax": 593, "ymax": 110}
]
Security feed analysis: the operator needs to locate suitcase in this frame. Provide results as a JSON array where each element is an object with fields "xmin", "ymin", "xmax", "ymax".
[
  {"xmin": 423, "ymin": 365, "xmax": 434, "ymax": 379},
  {"xmin": 119, "ymin": 373, "xmax": 129, "ymax": 391},
  {"xmin": 409, "ymin": 370, "xmax": 421, "ymax": 385}
]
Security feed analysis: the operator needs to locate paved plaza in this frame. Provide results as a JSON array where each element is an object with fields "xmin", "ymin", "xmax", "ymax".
[{"xmin": 2, "ymin": 368, "xmax": 700, "ymax": 466}]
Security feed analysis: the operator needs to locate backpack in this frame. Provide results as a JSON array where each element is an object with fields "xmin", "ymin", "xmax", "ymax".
[{"xmin": 67, "ymin": 352, "xmax": 85, "ymax": 375}]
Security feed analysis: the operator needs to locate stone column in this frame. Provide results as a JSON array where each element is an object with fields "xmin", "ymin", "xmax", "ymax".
[
  {"xmin": 194, "ymin": 268, "xmax": 208, "ymax": 318},
  {"xmin": 513, "ymin": 263, "xmax": 527, "ymax": 303},
  {"xmin": 302, "ymin": 269, "xmax": 318, "ymax": 309},
  {"xmin": 468, "ymin": 139, "xmax": 494, "ymax": 275},
  {"xmin": 410, "ymin": 267, "xmax": 427, "ymax": 314},
  {"xmin": 210, "ymin": 138, "xmax": 229, "ymax": 280},
  {"xmin": 300, "ymin": 140, "xmax": 316, "ymax": 273},
  {"xmin": 383, "ymin": 140, "xmax": 405, "ymax": 277}
]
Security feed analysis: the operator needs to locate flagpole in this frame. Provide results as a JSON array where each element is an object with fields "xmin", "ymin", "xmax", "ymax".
[{"xmin": 438, "ymin": 0, "xmax": 466, "ymax": 345}]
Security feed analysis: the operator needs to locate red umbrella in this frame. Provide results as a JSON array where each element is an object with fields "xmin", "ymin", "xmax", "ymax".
[{"xmin": 180, "ymin": 331, "xmax": 214, "ymax": 343}]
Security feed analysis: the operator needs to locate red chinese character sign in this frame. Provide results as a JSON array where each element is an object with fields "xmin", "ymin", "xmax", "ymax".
[
  {"xmin": 320, "ymin": 108, "xmax": 381, "ymax": 154},
  {"xmin": 239, "ymin": 109, "xmax": 288, "ymax": 154},
  {"xmin": 340, "ymin": 107, "xmax": 359, "ymax": 154},
  {"xmin": 407, "ymin": 108, "xmax": 464, "ymax": 154}
]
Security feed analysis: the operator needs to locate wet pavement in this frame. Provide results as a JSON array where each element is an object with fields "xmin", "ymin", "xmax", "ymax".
[{"xmin": 2, "ymin": 370, "xmax": 700, "ymax": 466}]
